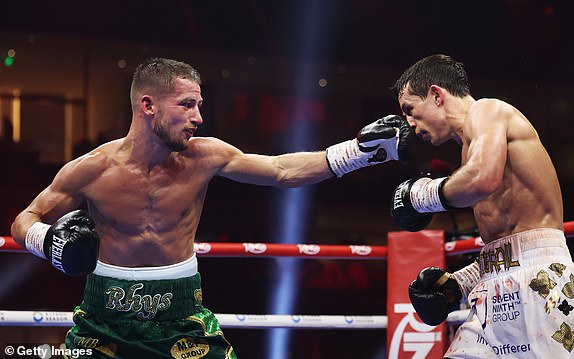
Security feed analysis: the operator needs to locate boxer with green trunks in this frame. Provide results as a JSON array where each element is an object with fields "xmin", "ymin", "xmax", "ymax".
[
  {"xmin": 10, "ymin": 57, "xmax": 416, "ymax": 358},
  {"xmin": 66, "ymin": 255, "xmax": 236, "ymax": 358}
]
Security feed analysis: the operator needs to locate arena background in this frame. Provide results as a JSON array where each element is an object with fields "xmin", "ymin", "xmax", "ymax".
[{"xmin": 1, "ymin": 1, "xmax": 573, "ymax": 358}]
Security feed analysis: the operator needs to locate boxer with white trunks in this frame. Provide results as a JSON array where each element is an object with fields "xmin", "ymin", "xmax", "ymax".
[
  {"xmin": 444, "ymin": 229, "xmax": 574, "ymax": 358},
  {"xmin": 390, "ymin": 54, "xmax": 569, "ymax": 358}
]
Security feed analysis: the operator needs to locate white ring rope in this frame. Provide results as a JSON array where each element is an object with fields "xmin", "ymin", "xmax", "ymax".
[{"xmin": 0, "ymin": 309, "xmax": 469, "ymax": 329}]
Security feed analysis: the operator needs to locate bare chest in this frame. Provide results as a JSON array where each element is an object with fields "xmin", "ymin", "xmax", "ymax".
[{"xmin": 84, "ymin": 164, "xmax": 210, "ymax": 229}]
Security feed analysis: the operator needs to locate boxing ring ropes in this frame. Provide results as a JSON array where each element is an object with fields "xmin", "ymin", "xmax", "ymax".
[{"xmin": 0, "ymin": 221, "xmax": 573, "ymax": 330}]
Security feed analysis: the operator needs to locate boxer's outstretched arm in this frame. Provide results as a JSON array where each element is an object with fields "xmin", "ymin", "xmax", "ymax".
[
  {"xmin": 218, "ymin": 115, "xmax": 415, "ymax": 188},
  {"xmin": 219, "ymin": 150, "xmax": 333, "ymax": 188}
]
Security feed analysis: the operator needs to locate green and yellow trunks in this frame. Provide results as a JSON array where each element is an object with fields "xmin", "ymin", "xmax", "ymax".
[{"xmin": 65, "ymin": 271, "xmax": 237, "ymax": 359}]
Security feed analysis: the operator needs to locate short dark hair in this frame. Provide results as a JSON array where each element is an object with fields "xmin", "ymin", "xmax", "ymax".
[
  {"xmin": 392, "ymin": 54, "xmax": 470, "ymax": 99},
  {"xmin": 130, "ymin": 58, "xmax": 201, "ymax": 103}
]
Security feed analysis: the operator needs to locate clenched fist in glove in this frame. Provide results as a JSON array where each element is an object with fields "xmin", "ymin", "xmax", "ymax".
[
  {"xmin": 25, "ymin": 210, "xmax": 100, "ymax": 276},
  {"xmin": 409, "ymin": 263, "xmax": 480, "ymax": 326},
  {"xmin": 326, "ymin": 115, "xmax": 415, "ymax": 177},
  {"xmin": 409, "ymin": 267, "xmax": 463, "ymax": 326},
  {"xmin": 391, "ymin": 175, "xmax": 453, "ymax": 232}
]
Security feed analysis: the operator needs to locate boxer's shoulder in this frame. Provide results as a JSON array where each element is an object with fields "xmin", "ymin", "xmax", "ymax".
[
  {"xmin": 184, "ymin": 137, "xmax": 243, "ymax": 162},
  {"xmin": 467, "ymin": 98, "xmax": 513, "ymax": 123},
  {"xmin": 54, "ymin": 143, "xmax": 119, "ymax": 187}
]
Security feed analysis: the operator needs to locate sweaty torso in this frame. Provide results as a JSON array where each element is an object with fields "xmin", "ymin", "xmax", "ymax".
[
  {"xmin": 461, "ymin": 100, "xmax": 563, "ymax": 243},
  {"xmin": 79, "ymin": 139, "xmax": 219, "ymax": 266}
]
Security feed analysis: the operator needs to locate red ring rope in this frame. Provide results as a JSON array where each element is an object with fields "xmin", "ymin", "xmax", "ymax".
[{"xmin": 1, "ymin": 221, "xmax": 572, "ymax": 259}]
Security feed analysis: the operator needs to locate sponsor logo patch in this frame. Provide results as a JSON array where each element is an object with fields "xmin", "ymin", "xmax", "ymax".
[{"xmin": 170, "ymin": 338, "xmax": 210, "ymax": 358}]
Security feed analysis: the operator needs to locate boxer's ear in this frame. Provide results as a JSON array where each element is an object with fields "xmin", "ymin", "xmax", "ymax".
[
  {"xmin": 141, "ymin": 95, "xmax": 154, "ymax": 116},
  {"xmin": 429, "ymin": 85, "xmax": 445, "ymax": 107}
]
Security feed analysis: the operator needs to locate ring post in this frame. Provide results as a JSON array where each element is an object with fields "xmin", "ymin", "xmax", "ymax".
[{"xmin": 387, "ymin": 230, "xmax": 446, "ymax": 358}]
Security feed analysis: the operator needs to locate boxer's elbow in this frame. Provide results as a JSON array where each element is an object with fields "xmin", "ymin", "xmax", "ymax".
[
  {"xmin": 274, "ymin": 169, "xmax": 320, "ymax": 189},
  {"xmin": 449, "ymin": 167, "xmax": 502, "ymax": 207},
  {"xmin": 274, "ymin": 171, "xmax": 300, "ymax": 189},
  {"xmin": 470, "ymin": 173, "xmax": 502, "ymax": 199},
  {"xmin": 270, "ymin": 157, "xmax": 330, "ymax": 189},
  {"xmin": 10, "ymin": 216, "xmax": 27, "ymax": 248},
  {"xmin": 270, "ymin": 159, "xmax": 306, "ymax": 189}
]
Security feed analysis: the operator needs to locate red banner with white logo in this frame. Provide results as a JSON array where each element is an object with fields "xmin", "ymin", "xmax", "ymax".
[{"xmin": 387, "ymin": 230, "xmax": 446, "ymax": 358}]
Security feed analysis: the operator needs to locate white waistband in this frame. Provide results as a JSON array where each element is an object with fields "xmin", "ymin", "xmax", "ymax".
[
  {"xmin": 482, "ymin": 228, "xmax": 567, "ymax": 254},
  {"xmin": 479, "ymin": 228, "xmax": 572, "ymax": 278},
  {"xmin": 93, "ymin": 254, "xmax": 198, "ymax": 280}
]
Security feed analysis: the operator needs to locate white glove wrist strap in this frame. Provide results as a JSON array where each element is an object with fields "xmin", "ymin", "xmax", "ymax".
[
  {"xmin": 410, "ymin": 177, "xmax": 448, "ymax": 213},
  {"xmin": 326, "ymin": 139, "xmax": 372, "ymax": 177},
  {"xmin": 451, "ymin": 261, "xmax": 481, "ymax": 302},
  {"xmin": 25, "ymin": 222, "xmax": 50, "ymax": 260}
]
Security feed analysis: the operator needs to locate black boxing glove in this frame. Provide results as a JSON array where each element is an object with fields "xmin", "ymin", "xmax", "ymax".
[
  {"xmin": 362, "ymin": 114, "xmax": 416, "ymax": 164},
  {"xmin": 409, "ymin": 267, "xmax": 463, "ymax": 326},
  {"xmin": 25, "ymin": 210, "xmax": 100, "ymax": 276},
  {"xmin": 391, "ymin": 176, "xmax": 452, "ymax": 232},
  {"xmin": 326, "ymin": 115, "xmax": 415, "ymax": 177}
]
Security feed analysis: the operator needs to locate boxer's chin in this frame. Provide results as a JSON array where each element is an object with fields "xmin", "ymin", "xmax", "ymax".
[{"xmin": 169, "ymin": 140, "xmax": 188, "ymax": 152}]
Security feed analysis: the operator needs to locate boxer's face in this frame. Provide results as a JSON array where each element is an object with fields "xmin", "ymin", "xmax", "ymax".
[
  {"xmin": 152, "ymin": 78, "xmax": 203, "ymax": 152},
  {"xmin": 399, "ymin": 85, "xmax": 448, "ymax": 146}
]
